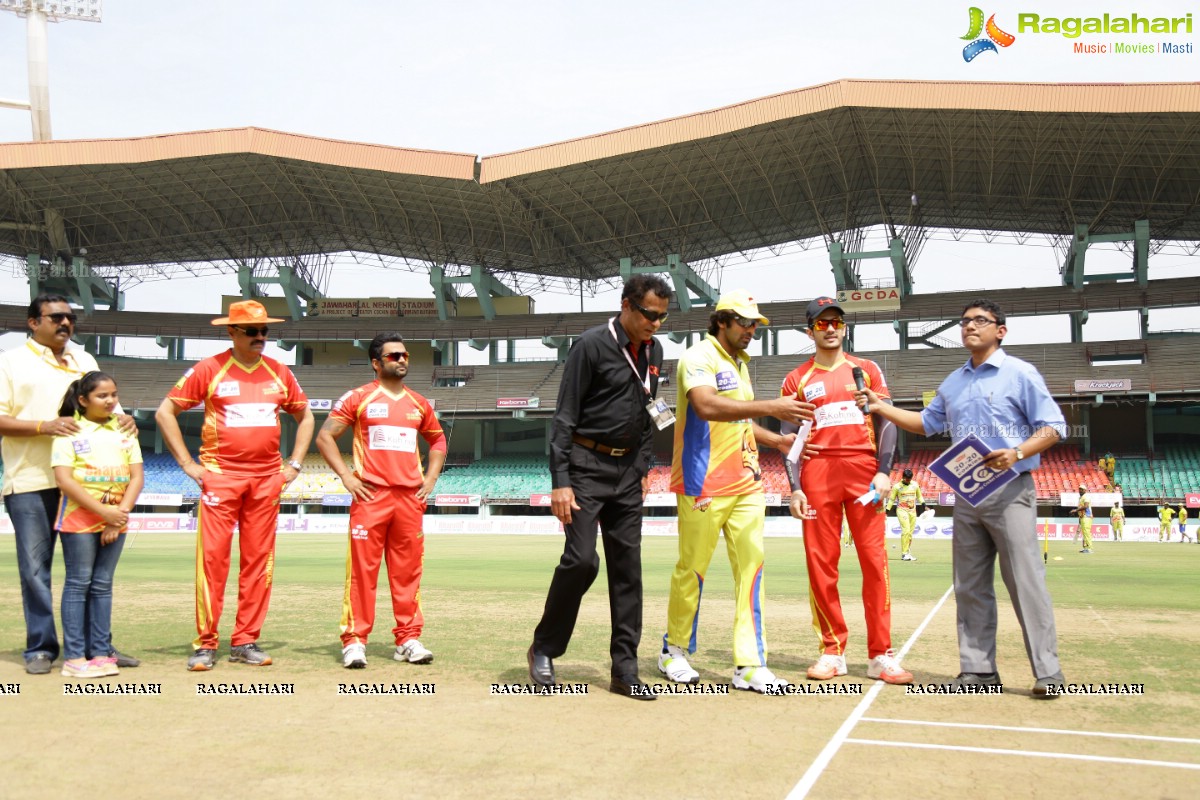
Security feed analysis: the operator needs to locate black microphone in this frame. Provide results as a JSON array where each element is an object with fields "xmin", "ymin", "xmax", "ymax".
[{"xmin": 852, "ymin": 366, "xmax": 869, "ymax": 412}]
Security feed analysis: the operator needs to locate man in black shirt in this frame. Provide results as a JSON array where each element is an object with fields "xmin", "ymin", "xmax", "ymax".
[{"xmin": 529, "ymin": 274, "xmax": 672, "ymax": 700}]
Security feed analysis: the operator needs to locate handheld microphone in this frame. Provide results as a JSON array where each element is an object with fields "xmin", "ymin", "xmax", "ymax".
[{"xmin": 852, "ymin": 366, "xmax": 869, "ymax": 412}]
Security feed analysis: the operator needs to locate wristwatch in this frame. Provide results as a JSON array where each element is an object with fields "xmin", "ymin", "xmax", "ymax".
[
  {"xmin": 287, "ymin": 459, "xmax": 303, "ymax": 471},
  {"xmin": 1013, "ymin": 446, "xmax": 1024, "ymax": 462}
]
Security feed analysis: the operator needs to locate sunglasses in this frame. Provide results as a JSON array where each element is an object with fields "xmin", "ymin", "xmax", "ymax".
[
  {"xmin": 380, "ymin": 351, "xmax": 410, "ymax": 362},
  {"xmin": 630, "ymin": 299, "xmax": 669, "ymax": 324},
  {"xmin": 732, "ymin": 315, "xmax": 760, "ymax": 328},
  {"xmin": 234, "ymin": 326, "xmax": 270, "ymax": 338},
  {"xmin": 810, "ymin": 318, "xmax": 846, "ymax": 331},
  {"xmin": 42, "ymin": 312, "xmax": 78, "ymax": 325},
  {"xmin": 958, "ymin": 316, "xmax": 998, "ymax": 328}
]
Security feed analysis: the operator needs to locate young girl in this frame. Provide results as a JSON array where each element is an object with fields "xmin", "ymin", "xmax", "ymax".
[{"xmin": 51, "ymin": 371, "xmax": 143, "ymax": 679}]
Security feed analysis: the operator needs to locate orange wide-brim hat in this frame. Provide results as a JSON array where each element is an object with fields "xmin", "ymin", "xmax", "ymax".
[{"xmin": 211, "ymin": 300, "xmax": 284, "ymax": 326}]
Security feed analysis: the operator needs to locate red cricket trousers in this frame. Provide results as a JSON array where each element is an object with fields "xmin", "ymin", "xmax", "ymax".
[
  {"xmin": 340, "ymin": 486, "xmax": 427, "ymax": 646},
  {"xmin": 194, "ymin": 470, "xmax": 285, "ymax": 650},
  {"xmin": 800, "ymin": 454, "xmax": 893, "ymax": 659}
]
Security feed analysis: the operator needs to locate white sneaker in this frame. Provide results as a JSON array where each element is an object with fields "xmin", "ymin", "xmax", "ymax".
[
  {"xmin": 901, "ymin": 553, "xmax": 917, "ymax": 562},
  {"xmin": 658, "ymin": 644, "xmax": 700, "ymax": 684},
  {"xmin": 806, "ymin": 653, "xmax": 848, "ymax": 680},
  {"xmin": 395, "ymin": 639, "xmax": 433, "ymax": 664},
  {"xmin": 867, "ymin": 649, "xmax": 913, "ymax": 685},
  {"xmin": 732, "ymin": 665, "xmax": 789, "ymax": 694},
  {"xmin": 342, "ymin": 642, "xmax": 367, "ymax": 669}
]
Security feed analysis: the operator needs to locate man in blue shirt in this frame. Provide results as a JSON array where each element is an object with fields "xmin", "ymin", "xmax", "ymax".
[{"xmin": 857, "ymin": 298, "xmax": 1067, "ymax": 699}]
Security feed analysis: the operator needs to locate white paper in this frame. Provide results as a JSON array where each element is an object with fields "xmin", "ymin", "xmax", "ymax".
[{"xmin": 785, "ymin": 420, "xmax": 812, "ymax": 467}]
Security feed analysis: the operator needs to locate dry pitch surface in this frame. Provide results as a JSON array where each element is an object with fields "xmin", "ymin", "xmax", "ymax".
[{"xmin": 0, "ymin": 534, "xmax": 1196, "ymax": 799}]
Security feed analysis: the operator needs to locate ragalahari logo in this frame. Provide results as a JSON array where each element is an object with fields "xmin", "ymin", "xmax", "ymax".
[{"xmin": 961, "ymin": 7, "xmax": 1016, "ymax": 61}]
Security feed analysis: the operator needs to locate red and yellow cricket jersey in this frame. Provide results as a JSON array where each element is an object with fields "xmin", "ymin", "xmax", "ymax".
[
  {"xmin": 780, "ymin": 354, "xmax": 890, "ymax": 458},
  {"xmin": 670, "ymin": 334, "xmax": 761, "ymax": 498},
  {"xmin": 166, "ymin": 351, "xmax": 307, "ymax": 475},
  {"xmin": 330, "ymin": 381, "xmax": 446, "ymax": 489},
  {"xmin": 51, "ymin": 416, "xmax": 142, "ymax": 533}
]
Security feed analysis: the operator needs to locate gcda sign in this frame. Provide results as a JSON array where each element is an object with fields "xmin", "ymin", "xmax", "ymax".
[{"xmin": 835, "ymin": 287, "xmax": 901, "ymax": 312}]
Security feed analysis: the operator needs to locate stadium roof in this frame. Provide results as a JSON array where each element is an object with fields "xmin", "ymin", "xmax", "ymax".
[{"xmin": 2, "ymin": 79, "xmax": 1199, "ymax": 283}]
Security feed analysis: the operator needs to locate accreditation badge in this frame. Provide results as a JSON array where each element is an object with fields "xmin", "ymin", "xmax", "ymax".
[{"xmin": 646, "ymin": 398, "xmax": 675, "ymax": 430}]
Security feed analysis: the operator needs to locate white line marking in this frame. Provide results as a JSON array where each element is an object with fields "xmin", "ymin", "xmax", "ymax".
[
  {"xmin": 786, "ymin": 585, "xmax": 954, "ymax": 800},
  {"xmin": 859, "ymin": 718, "xmax": 1200, "ymax": 746},
  {"xmin": 845, "ymin": 739, "xmax": 1200, "ymax": 770}
]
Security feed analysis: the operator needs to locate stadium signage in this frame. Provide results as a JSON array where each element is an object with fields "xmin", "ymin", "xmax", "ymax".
[
  {"xmin": 433, "ymin": 494, "xmax": 481, "ymax": 507},
  {"xmin": 399, "ymin": 299, "xmax": 439, "ymax": 317},
  {"xmin": 1073, "ymin": 378, "xmax": 1131, "ymax": 393},
  {"xmin": 137, "ymin": 492, "xmax": 183, "ymax": 506},
  {"xmin": 529, "ymin": 494, "xmax": 552, "ymax": 507},
  {"xmin": 497, "ymin": 397, "xmax": 540, "ymax": 409},
  {"xmin": 834, "ymin": 288, "xmax": 901, "ymax": 312},
  {"xmin": 308, "ymin": 298, "xmax": 403, "ymax": 318},
  {"xmin": 1187, "ymin": 493, "xmax": 1200, "ymax": 508}
]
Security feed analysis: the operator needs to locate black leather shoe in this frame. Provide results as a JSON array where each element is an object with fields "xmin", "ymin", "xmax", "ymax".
[
  {"xmin": 1032, "ymin": 673, "xmax": 1065, "ymax": 699},
  {"xmin": 110, "ymin": 649, "xmax": 140, "ymax": 668},
  {"xmin": 951, "ymin": 672, "xmax": 1002, "ymax": 689},
  {"xmin": 610, "ymin": 674, "xmax": 656, "ymax": 701},
  {"xmin": 527, "ymin": 645, "xmax": 555, "ymax": 687}
]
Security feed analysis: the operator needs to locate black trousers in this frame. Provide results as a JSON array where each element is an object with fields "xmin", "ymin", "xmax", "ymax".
[{"xmin": 533, "ymin": 446, "xmax": 644, "ymax": 676}]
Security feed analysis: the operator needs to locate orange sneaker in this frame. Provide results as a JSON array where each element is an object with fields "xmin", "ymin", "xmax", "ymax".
[{"xmin": 806, "ymin": 653, "xmax": 847, "ymax": 680}]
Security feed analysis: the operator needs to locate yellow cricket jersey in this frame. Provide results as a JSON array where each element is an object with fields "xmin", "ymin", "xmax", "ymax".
[
  {"xmin": 888, "ymin": 480, "xmax": 924, "ymax": 511},
  {"xmin": 1160, "ymin": 507, "xmax": 1176, "ymax": 525},
  {"xmin": 50, "ymin": 415, "xmax": 142, "ymax": 533},
  {"xmin": 670, "ymin": 334, "xmax": 761, "ymax": 497}
]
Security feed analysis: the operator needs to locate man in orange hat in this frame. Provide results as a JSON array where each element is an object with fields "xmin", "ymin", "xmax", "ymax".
[{"xmin": 156, "ymin": 300, "xmax": 314, "ymax": 671}]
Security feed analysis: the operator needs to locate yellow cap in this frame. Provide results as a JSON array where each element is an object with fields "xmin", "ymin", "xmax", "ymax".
[{"xmin": 714, "ymin": 289, "xmax": 769, "ymax": 325}]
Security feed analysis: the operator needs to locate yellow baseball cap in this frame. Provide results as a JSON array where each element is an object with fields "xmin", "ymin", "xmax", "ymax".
[{"xmin": 714, "ymin": 289, "xmax": 769, "ymax": 325}]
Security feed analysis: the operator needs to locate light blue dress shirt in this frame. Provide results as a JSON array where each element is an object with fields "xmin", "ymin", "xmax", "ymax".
[{"xmin": 921, "ymin": 348, "xmax": 1068, "ymax": 475}]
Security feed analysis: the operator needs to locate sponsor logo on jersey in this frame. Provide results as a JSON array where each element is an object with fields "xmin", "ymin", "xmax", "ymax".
[
  {"xmin": 366, "ymin": 403, "xmax": 389, "ymax": 419},
  {"xmin": 216, "ymin": 381, "xmax": 241, "ymax": 398},
  {"xmin": 716, "ymin": 371, "xmax": 739, "ymax": 392},
  {"xmin": 803, "ymin": 383, "xmax": 826, "ymax": 402}
]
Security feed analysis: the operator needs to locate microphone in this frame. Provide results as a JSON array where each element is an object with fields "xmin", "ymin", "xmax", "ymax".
[{"xmin": 852, "ymin": 366, "xmax": 869, "ymax": 412}]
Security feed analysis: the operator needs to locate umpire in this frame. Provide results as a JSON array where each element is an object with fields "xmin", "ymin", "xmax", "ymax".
[{"xmin": 528, "ymin": 274, "xmax": 672, "ymax": 700}]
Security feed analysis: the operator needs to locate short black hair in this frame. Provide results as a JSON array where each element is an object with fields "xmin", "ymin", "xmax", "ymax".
[
  {"xmin": 27, "ymin": 293, "xmax": 71, "ymax": 321},
  {"xmin": 962, "ymin": 298, "xmax": 1006, "ymax": 327},
  {"xmin": 368, "ymin": 332, "xmax": 405, "ymax": 363},
  {"xmin": 707, "ymin": 309, "xmax": 739, "ymax": 337},
  {"xmin": 621, "ymin": 274, "xmax": 673, "ymax": 307}
]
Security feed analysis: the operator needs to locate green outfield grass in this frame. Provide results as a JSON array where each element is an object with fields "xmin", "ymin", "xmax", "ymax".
[{"xmin": 1, "ymin": 532, "xmax": 1197, "ymax": 799}]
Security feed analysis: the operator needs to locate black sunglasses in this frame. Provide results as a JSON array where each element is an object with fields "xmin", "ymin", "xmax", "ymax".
[
  {"xmin": 234, "ymin": 326, "xmax": 270, "ymax": 338},
  {"xmin": 380, "ymin": 352, "xmax": 410, "ymax": 363},
  {"xmin": 43, "ymin": 312, "xmax": 78, "ymax": 325},
  {"xmin": 630, "ymin": 299, "xmax": 669, "ymax": 324}
]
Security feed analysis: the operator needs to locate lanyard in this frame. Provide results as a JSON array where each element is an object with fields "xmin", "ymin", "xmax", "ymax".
[{"xmin": 608, "ymin": 318, "xmax": 651, "ymax": 396}]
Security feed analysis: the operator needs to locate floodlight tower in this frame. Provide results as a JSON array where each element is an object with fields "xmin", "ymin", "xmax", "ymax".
[{"xmin": 0, "ymin": 0, "xmax": 102, "ymax": 141}]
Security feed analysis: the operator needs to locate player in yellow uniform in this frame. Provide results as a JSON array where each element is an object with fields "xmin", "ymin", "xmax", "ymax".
[
  {"xmin": 1076, "ymin": 485, "xmax": 1092, "ymax": 554},
  {"xmin": 1159, "ymin": 504, "xmax": 1175, "ymax": 542},
  {"xmin": 886, "ymin": 468, "xmax": 925, "ymax": 562},
  {"xmin": 1179, "ymin": 506, "xmax": 1192, "ymax": 543},
  {"xmin": 1108, "ymin": 502, "xmax": 1124, "ymax": 542}
]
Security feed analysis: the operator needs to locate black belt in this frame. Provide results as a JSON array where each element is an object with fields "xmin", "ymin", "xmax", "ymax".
[{"xmin": 572, "ymin": 434, "xmax": 629, "ymax": 458}]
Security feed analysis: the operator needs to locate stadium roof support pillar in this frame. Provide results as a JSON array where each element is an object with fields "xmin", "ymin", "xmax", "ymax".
[
  {"xmin": 236, "ymin": 263, "xmax": 320, "ymax": 321},
  {"xmin": 1070, "ymin": 310, "xmax": 1089, "ymax": 343},
  {"xmin": 155, "ymin": 336, "xmax": 185, "ymax": 361},
  {"xmin": 541, "ymin": 335, "xmax": 570, "ymax": 362},
  {"xmin": 429, "ymin": 264, "xmax": 515, "ymax": 322},
  {"xmin": 619, "ymin": 254, "xmax": 716, "ymax": 312},
  {"xmin": 829, "ymin": 237, "xmax": 910, "ymax": 297},
  {"xmin": 429, "ymin": 265, "xmax": 458, "ymax": 321},
  {"xmin": 1061, "ymin": 219, "xmax": 1150, "ymax": 291},
  {"xmin": 27, "ymin": 254, "xmax": 122, "ymax": 314}
]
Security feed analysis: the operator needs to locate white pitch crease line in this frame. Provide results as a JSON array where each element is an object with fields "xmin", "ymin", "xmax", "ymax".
[
  {"xmin": 859, "ymin": 718, "xmax": 1200, "ymax": 746},
  {"xmin": 786, "ymin": 584, "xmax": 954, "ymax": 800},
  {"xmin": 844, "ymin": 739, "xmax": 1200, "ymax": 771}
]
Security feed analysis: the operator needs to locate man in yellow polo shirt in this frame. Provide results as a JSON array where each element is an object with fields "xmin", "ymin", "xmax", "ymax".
[
  {"xmin": 658, "ymin": 290, "xmax": 813, "ymax": 694},
  {"xmin": 0, "ymin": 294, "xmax": 137, "ymax": 675}
]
